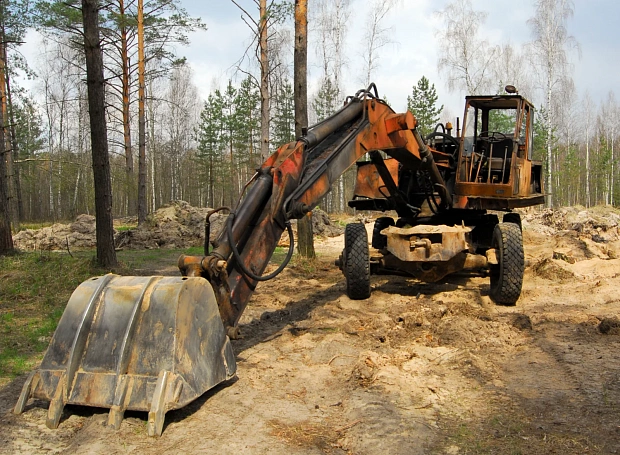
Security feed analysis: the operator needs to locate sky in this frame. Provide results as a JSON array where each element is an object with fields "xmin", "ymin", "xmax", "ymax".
[{"xmin": 18, "ymin": 0, "xmax": 620, "ymax": 120}]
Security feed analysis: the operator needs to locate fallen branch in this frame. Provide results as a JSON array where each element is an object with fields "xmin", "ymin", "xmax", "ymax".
[
  {"xmin": 335, "ymin": 419, "xmax": 362, "ymax": 433},
  {"xmin": 65, "ymin": 236, "xmax": 73, "ymax": 258},
  {"xmin": 328, "ymin": 354, "xmax": 357, "ymax": 365}
]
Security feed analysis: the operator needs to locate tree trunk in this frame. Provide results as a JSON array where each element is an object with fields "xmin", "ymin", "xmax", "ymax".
[
  {"xmin": 137, "ymin": 0, "xmax": 148, "ymax": 225},
  {"xmin": 0, "ymin": 95, "xmax": 11, "ymax": 254},
  {"xmin": 294, "ymin": 0, "xmax": 314, "ymax": 258},
  {"xmin": 119, "ymin": 0, "xmax": 135, "ymax": 216},
  {"xmin": 82, "ymin": 0, "xmax": 117, "ymax": 268},
  {"xmin": 546, "ymin": 78, "xmax": 553, "ymax": 207},
  {"xmin": 0, "ymin": 37, "xmax": 16, "ymax": 229},
  {"xmin": 3, "ymin": 36, "xmax": 22, "ymax": 224},
  {"xmin": 259, "ymin": 0, "xmax": 269, "ymax": 160}
]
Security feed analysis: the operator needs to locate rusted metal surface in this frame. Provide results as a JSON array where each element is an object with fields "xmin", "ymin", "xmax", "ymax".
[
  {"xmin": 453, "ymin": 94, "xmax": 545, "ymax": 211},
  {"xmin": 353, "ymin": 158, "xmax": 400, "ymax": 199},
  {"xmin": 383, "ymin": 224, "xmax": 472, "ymax": 263},
  {"xmin": 377, "ymin": 252, "xmax": 487, "ymax": 282},
  {"xmin": 14, "ymin": 275, "xmax": 235, "ymax": 436},
  {"xmin": 17, "ymin": 86, "xmax": 548, "ymax": 438}
]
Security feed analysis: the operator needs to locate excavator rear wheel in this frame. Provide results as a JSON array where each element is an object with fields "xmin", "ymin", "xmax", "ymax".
[
  {"xmin": 489, "ymin": 223, "xmax": 524, "ymax": 306},
  {"xmin": 503, "ymin": 212, "xmax": 522, "ymax": 231},
  {"xmin": 344, "ymin": 223, "xmax": 371, "ymax": 300}
]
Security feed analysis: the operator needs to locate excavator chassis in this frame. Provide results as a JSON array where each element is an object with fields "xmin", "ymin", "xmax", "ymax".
[{"xmin": 15, "ymin": 84, "xmax": 543, "ymax": 435}]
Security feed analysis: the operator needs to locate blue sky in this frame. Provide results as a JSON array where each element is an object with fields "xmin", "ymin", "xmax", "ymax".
[{"xmin": 19, "ymin": 0, "xmax": 619, "ymax": 118}]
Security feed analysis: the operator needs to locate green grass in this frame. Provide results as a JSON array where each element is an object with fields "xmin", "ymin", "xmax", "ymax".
[
  {"xmin": 434, "ymin": 413, "xmax": 595, "ymax": 455},
  {"xmin": 0, "ymin": 245, "xmax": 298, "ymax": 384},
  {"xmin": 16, "ymin": 221, "xmax": 58, "ymax": 232},
  {"xmin": 0, "ymin": 252, "xmax": 99, "ymax": 381}
]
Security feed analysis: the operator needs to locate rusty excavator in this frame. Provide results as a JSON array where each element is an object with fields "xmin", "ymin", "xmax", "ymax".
[{"xmin": 14, "ymin": 84, "xmax": 544, "ymax": 435}]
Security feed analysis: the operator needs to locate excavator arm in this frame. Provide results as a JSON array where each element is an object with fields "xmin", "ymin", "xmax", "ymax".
[{"xmin": 178, "ymin": 86, "xmax": 452, "ymax": 337}]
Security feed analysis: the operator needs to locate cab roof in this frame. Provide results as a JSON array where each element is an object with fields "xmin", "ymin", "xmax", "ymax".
[{"xmin": 465, "ymin": 94, "xmax": 532, "ymax": 110}]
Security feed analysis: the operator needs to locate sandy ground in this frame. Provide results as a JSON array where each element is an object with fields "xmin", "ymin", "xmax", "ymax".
[{"xmin": 2, "ymin": 221, "xmax": 620, "ymax": 454}]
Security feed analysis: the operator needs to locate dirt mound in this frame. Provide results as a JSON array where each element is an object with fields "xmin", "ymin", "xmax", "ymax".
[
  {"xmin": 311, "ymin": 209, "xmax": 344, "ymax": 237},
  {"xmin": 523, "ymin": 206, "xmax": 620, "ymax": 242},
  {"xmin": 13, "ymin": 202, "xmax": 343, "ymax": 251},
  {"xmin": 115, "ymin": 201, "xmax": 216, "ymax": 249},
  {"xmin": 13, "ymin": 214, "xmax": 98, "ymax": 251},
  {"xmin": 529, "ymin": 258, "xmax": 576, "ymax": 281}
]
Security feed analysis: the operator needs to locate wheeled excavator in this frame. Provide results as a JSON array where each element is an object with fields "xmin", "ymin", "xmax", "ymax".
[{"xmin": 14, "ymin": 84, "xmax": 544, "ymax": 435}]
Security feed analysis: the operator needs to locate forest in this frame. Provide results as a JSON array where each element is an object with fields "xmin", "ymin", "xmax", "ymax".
[{"xmin": 0, "ymin": 0, "xmax": 615, "ymax": 231}]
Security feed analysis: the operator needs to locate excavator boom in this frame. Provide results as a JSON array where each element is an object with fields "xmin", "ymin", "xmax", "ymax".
[{"xmin": 178, "ymin": 87, "xmax": 451, "ymax": 334}]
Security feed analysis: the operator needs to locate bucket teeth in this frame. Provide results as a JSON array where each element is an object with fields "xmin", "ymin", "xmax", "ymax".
[
  {"xmin": 14, "ymin": 275, "xmax": 237, "ymax": 436},
  {"xmin": 46, "ymin": 373, "xmax": 67, "ymax": 429},
  {"xmin": 14, "ymin": 371, "xmax": 36, "ymax": 415},
  {"xmin": 147, "ymin": 371, "xmax": 171, "ymax": 437},
  {"xmin": 107, "ymin": 375, "xmax": 130, "ymax": 430}
]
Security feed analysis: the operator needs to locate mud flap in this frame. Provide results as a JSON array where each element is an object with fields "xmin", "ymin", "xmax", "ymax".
[{"xmin": 14, "ymin": 274, "xmax": 236, "ymax": 436}]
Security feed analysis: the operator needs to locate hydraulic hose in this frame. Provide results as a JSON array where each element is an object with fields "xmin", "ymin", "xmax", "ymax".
[{"xmin": 226, "ymin": 212, "xmax": 295, "ymax": 282}]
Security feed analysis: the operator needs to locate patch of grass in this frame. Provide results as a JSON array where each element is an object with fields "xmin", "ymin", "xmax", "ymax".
[
  {"xmin": 435, "ymin": 413, "xmax": 596, "ymax": 455},
  {"xmin": 270, "ymin": 246, "xmax": 288, "ymax": 264},
  {"xmin": 289, "ymin": 254, "xmax": 319, "ymax": 274},
  {"xmin": 16, "ymin": 221, "xmax": 58, "ymax": 232},
  {"xmin": 116, "ymin": 246, "xmax": 205, "ymax": 271},
  {"xmin": 184, "ymin": 246, "xmax": 204, "ymax": 256},
  {"xmin": 115, "ymin": 225, "xmax": 134, "ymax": 232},
  {"xmin": 0, "ymin": 251, "xmax": 99, "ymax": 382},
  {"xmin": 0, "ymin": 243, "xmax": 295, "ymax": 384}
]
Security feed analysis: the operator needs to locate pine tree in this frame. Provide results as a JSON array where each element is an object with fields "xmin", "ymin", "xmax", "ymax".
[
  {"xmin": 234, "ymin": 76, "xmax": 260, "ymax": 173},
  {"xmin": 272, "ymin": 80, "xmax": 295, "ymax": 147},
  {"xmin": 407, "ymin": 76, "xmax": 443, "ymax": 138},
  {"xmin": 220, "ymin": 81, "xmax": 239, "ymax": 206},
  {"xmin": 312, "ymin": 77, "xmax": 340, "ymax": 122},
  {"xmin": 196, "ymin": 94, "xmax": 221, "ymax": 207}
]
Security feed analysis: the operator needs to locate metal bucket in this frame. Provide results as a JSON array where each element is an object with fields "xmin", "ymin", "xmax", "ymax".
[{"xmin": 14, "ymin": 274, "xmax": 236, "ymax": 436}]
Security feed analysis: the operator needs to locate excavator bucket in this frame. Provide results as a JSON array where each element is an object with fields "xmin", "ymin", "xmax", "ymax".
[{"xmin": 14, "ymin": 274, "xmax": 236, "ymax": 436}]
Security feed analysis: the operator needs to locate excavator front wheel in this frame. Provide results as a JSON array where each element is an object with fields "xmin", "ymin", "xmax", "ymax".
[
  {"xmin": 489, "ymin": 223, "xmax": 524, "ymax": 305},
  {"xmin": 371, "ymin": 217, "xmax": 395, "ymax": 250},
  {"xmin": 344, "ymin": 223, "xmax": 371, "ymax": 300}
]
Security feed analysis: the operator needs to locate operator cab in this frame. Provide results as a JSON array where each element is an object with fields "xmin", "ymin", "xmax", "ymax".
[{"xmin": 454, "ymin": 88, "xmax": 544, "ymax": 210}]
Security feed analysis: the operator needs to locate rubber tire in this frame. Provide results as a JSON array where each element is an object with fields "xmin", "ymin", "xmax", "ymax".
[
  {"xmin": 503, "ymin": 212, "xmax": 522, "ymax": 231},
  {"xmin": 344, "ymin": 223, "xmax": 371, "ymax": 300},
  {"xmin": 371, "ymin": 217, "xmax": 395, "ymax": 249},
  {"xmin": 489, "ymin": 223, "xmax": 524, "ymax": 306}
]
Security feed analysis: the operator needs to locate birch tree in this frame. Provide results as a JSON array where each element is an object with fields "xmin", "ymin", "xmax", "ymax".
[
  {"xmin": 361, "ymin": 0, "xmax": 397, "ymax": 86},
  {"xmin": 583, "ymin": 92, "xmax": 594, "ymax": 207},
  {"xmin": 436, "ymin": 0, "xmax": 496, "ymax": 95},
  {"xmin": 528, "ymin": 0, "xmax": 578, "ymax": 207}
]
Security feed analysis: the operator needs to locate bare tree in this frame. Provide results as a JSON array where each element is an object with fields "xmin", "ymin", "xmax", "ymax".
[
  {"xmin": 491, "ymin": 44, "xmax": 533, "ymax": 97},
  {"xmin": 361, "ymin": 0, "xmax": 397, "ymax": 86},
  {"xmin": 313, "ymin": 0, "xmax": 349, "ymax": 94},
  {"xmin": 230, "ymin": 0, "xmax": 277, "ymax": 161},
  {"xmin": 163, "ymin": 63, "xmax": 199, "ymax": 201},
  {"xmin": 436, "ymin": 0, "xmax": 496, "ymax": 95},
  {"xmin": 583, "ymin": 91, "xmax": 594, "ymax": 207},
  {"xmin": 528, "ymin": 0, "xmax": 578, "ymax": 207},
  {"xmin": 601, "ymin": 92, "xmax": 618, "ymax": 205}
]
